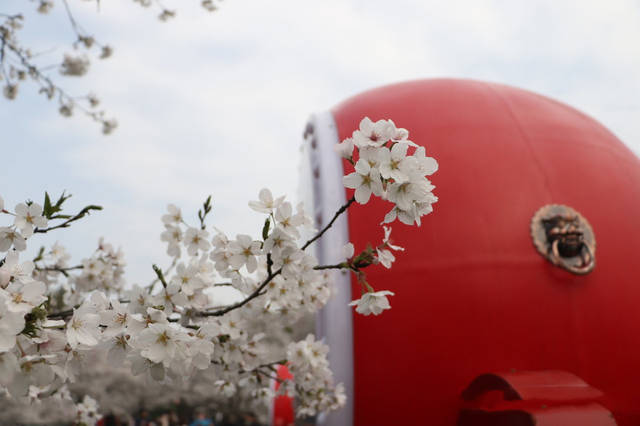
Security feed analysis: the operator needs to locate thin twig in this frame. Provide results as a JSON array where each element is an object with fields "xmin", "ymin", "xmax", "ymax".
[
  {"xmin": 0, "ymin": 33, "xmax": 110, "ymax": 127},
  {"xmin": 61, "ymin": 0, "xmax": 81, "ymax": 35},
  {"xmin": 34, "ymin": 205, "xmax": 102, "ymax": 234},
  {"xmin": 47, "ymin": 298, "xmax": 130, "ymax": 320},
  {"xmin": 35, "ymin": 264, "xmax": 83, "ymax": 277},
  {"xmin": 46, "ymin": 308, "xmax": 74, "ymax": 319},
  {"xmin": 198, "ymin": 268, "xmax": 282, "ymax": 317},
  {"xmin": 238, "ymin": 359, "xmax": 286, "ymax": 375},
  {"xmin": 313, "ymin": 263, "xmax": 347, "ymax": 271},
  {"xmin": 301, "ymin": 196, "xmax": 355, "ymax": 251}
]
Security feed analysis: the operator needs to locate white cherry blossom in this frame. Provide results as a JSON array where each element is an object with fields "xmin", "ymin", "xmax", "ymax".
[
  {"xmin": 376, "ymin": 248, "xmax": 396, "ymax": 269},
  {"xmin": 248, "ymin": 188, "xmax": 285, "ymax": 214},
  {"xmin": 99, "ymin": 299, "xmax": 131, "ymax": 337},
  {"xmin": 228, "ymin": 234, "xmax": 262, "ymax": 273},
  {"xmin": 127, "ymin": 284, "xmax": 152, "ymax": 314},
  {"xmin": 386, "ymin": 119, "xmax": 418, "ymax": 147},
  {"xmin": 378, "ymin": 142, "xmax": 413, "ymax": 183},
  {"xmin": 172, "ymin": 262, "xmax": 204, "ymax": 296},
  {"xmin": 386, "ymin": 175, "xmax": 435, "ymax": 212},
  {"xmin": 275, "ymin": 202, "xmax": 304, "ymax": 239},
  {"xmin": 49, "ymin": 242, "xmax": 71, "ymax": 266},
  {"xmin": 157, "ymin": 282, "xmax": 188, "ymax": 312},
  {"xmin": 0, "ymin": 251, "xmax": 35, "ymax": 283},
  {"xmin": 413, "ymin": 146, "xmax": 439, "ymax": 176},
  {"xmin": 349, "ymin": 290, "xmax": 395, "ymax": 315},
  {"xmin": 273, "ymin": 246, "xmax": 304, "ymax": 279},
  {"xmin": 263, "ymin": 227, "xmax": 294, "ymax": 254},
  {"xmin": 343, "ymin": 159, "xmax": 384, "ymax": 204},
  {"xmin": 342, "ymin": 242, "xmax": 354, "ymax": 260},
  {"xmin": 162, "ymin": 204, "xmax": 183, "ymax": 225},
  {"xmin": 13, "ymin": 203, "xmax": 47, "ymax": 238},
  {"xmin": 161, "ymin": 225, "xmax": 182, "ymax": 258},
  {"xmin": 187, "ymin": 327, "xmax": 215, "ymax": 370},
  {"xmin": 0, "ymin": 351, "xmax": 19, "ymax": 386},
  {"xmin": 66, "ymin": 308, "xmax": 101, "ymax": 348},
  {"xmin": 184, "ymin": 227, "xmax": 210, "ymax": 256},
  {"xmin": 0, "ymin": 295, "xmax": 25, "ymax": 351},
  {"xmin": 333, "ymin": 137, "xmax": 354, "ymax": 159},
  {"xmin": 136, "ymin": 323, "xmax": 187, "ymax": 366},
  {"xmin": 75, "ymin": 395, "xmax": 100, "ymax": 426},
  {"xmin": 0, "ymin": 280, "xmax": 47, "ymax": 313},
  {"xmin": 376, "ymin": 226, "xmax": 404, "ymax": 268},
  {"xmin": 104, "ymin": 333, "xmax": 132, "ymax": 367},
  {"xmin": 352, "ymin": 117, "xmax": 394, "ymax": 148},
  {"xmin": 0, "ymin": 227, "xmax": 26, "ymax": 252}
]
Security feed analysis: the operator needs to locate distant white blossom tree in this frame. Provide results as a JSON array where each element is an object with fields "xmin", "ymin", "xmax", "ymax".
[{"xmin": 0, "ymin": 0, "xmax": 222, "ymax": 134}]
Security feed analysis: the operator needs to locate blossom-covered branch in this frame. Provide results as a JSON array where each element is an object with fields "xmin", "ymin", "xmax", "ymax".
[{"xmin": 0, "ymin": 117, "xmax": 438, "ymax": 423}]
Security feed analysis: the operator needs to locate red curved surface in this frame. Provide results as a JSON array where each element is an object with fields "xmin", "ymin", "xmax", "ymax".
[{"xmin": 331, "ymin": 79, "xmax": 640, "ymax": 426}]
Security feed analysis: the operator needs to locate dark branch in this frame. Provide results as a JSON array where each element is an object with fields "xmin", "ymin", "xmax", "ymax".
[
  {"xmin": 34, "ymin": 205, "xmax": 102, "ymax": 234},
  {"xmin": 301, "ymin": 196, "xmax": 355, "ymax": 251},
  {"xmin": 198, "ymin": 268, "xmax": 282, "ymax": 317},
  {"xmin": 313, "ymin": 263, "xmax": 347, "ymax": 271},
  {"xmin": 35, "ymin": 264, "xmax": 83, "ymax": 277}
]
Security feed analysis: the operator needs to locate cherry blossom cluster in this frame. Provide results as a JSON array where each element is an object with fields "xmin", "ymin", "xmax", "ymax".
[
  {"xmin": 337, "ymin": 117, "xmax": 438, "ymax": 226},
  {"xmin": 286, "ymin": 334, "xmax": 345, "ymax": 416},
  {"xmin": 0, "ymin": 192, "xmax": 341, "ymax": 420},
  {"xmin": 74, "ymin": 394, "xmax": 101, "ymax": 426},
  {"xmin": 335, "ymin": 117, "xmax": 438, "ymax": 315},
  {"xmin": 132, "ymin": 0, "xmax": 223, "ymax": 18},
  {"xmin": 0, "ymin": 117, "xmax": 438, "ymax": 422}
]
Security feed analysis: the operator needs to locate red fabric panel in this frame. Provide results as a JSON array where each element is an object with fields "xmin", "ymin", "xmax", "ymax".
[
  {"xmin": 331, "ymin": 79, "xmax": 640, "ymax": 426},
  {"xmin": 272, "ymin": 365, "xmax": 294, "ymax": 426}
]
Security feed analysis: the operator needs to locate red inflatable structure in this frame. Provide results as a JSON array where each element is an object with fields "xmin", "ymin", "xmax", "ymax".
[{"xmin": 300, "ymin": 79, "xmax": 640, "ymax": 425}]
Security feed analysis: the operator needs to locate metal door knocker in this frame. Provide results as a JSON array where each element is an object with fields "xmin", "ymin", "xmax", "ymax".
[{"xmin": 530, "ymin": 204, "xmax": 596, "ymax": 275}]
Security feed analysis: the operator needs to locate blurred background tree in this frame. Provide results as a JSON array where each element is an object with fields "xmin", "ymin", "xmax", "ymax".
[{"xmin": 0, "ymin": 0, "xmax": 221, "ymax": 134}]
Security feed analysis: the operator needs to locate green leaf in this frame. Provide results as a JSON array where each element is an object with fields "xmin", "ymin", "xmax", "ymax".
[
  {"xmin": 32, "ymin": 246, "xmax": 45, "ymax": 263},
  {"xmin": 43, "ymin": 192, "xmax": 53, "ymax": 217},
  {"xmin": 42, "ymin": 191, "xmax": 73, "ymax": 219},
  {"xmin": 54, "ymin": 191, "xmax": 72, "ymax": 209},
  {"xmin": 262, "ymin": 217, "xmax": 271, "ymax": 240}
]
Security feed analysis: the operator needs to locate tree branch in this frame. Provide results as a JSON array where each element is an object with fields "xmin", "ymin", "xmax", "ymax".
[
  {"xmin": 313, "ymin": 263, "xmax": 347, "ymax": 271},
  {"xmin": 301, "ymin": 196, "xmax": 355, "ymax": 251},
  {"xmin": 35, "ymin": 264, "xmax": 83, "ymax": 277},
  {"xmin": 198, "ymin": 268, "xmax": 282, "ymax": 317},
  {"xmin": 34, "ymin": 205, "xmax": 102, "ymax": 234}
]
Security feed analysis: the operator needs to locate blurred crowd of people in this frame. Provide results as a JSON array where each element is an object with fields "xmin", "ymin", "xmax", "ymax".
[{"xmin": 96, "ymin": 406, "xmax": 262, "ymax": 426}]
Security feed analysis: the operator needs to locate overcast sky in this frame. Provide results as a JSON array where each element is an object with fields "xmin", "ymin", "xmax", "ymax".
[{"xmin": 1, "ymin": 0, "xmax": 639, "ymax": 285}]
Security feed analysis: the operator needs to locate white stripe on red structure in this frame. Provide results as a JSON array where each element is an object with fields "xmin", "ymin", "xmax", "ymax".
[{"xmin": 304, "ymin": 110, "xmax": 354, "ymax": 426}]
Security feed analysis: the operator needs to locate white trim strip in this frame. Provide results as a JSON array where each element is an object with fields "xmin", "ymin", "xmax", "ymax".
[{"xmin": 305, "ymin": 111, "xmax": 354, "ymax": 426}]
